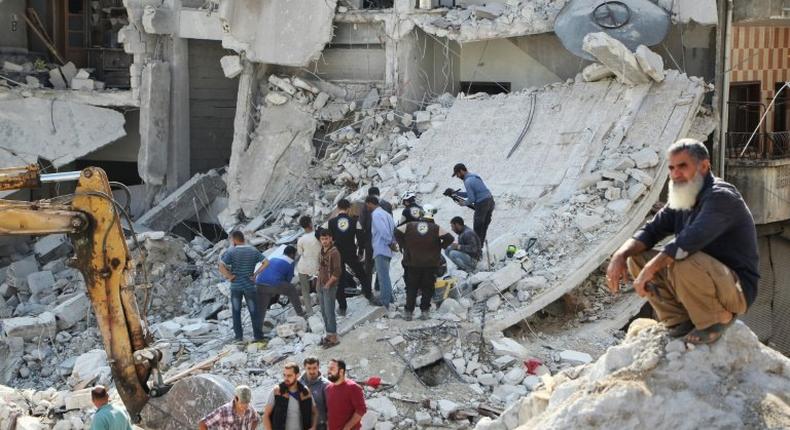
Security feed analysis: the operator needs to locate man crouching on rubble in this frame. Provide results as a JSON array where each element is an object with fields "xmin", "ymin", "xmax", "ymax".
[{"xmin": 606, "ymin": 138, "xmax": 759, "ymax": 345}]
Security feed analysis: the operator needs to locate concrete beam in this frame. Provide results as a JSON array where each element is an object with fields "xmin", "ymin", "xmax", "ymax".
[
  {"xmin": 136, "ymin": 169, "xmax": 227, "ymax": 232},
  {"xmin": 138, "ymin": 61, "xmax": 171, "ymax": 186}
]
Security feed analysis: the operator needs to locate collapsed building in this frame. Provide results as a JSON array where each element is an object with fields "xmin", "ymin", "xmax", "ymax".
[{"xmin": 1, "ymin": 0, "xmax": 789, "ymax": 429}]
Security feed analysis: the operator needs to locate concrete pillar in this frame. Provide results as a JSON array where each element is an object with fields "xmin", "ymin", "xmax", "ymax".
[
  {"xmin": 168, "ymin": 34, "xmax": 191, "ymax": 191},
  {"xmin": 226, "ymin": 59, "xmax": 260, "ymax": 216},
  {"xmin": 138, "ymin": 61, "xmax": 171, "ymax": 186}
]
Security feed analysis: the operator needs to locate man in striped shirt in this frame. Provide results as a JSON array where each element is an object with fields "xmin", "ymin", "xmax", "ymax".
[{"xmin": 220, "ymin": 231, "xmax": 266, "ymax": 342}]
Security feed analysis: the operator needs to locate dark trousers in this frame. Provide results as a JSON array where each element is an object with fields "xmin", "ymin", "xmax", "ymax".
[
  {"xmin": 231, "ymin": 286, "xmax": 262, "ymax": 341},
  {"xmin": 404, "ymin": 266, "xmax": 437, "ymax": 313},
  {"xmin": 256, "ymin": 283, "xmax": 305, "ymax": 329},
  {"xmin": 340, "ymin": 252, "xmax": 371, "ymax": 300},
  {"xmin": 473, "ymin": 197, "xmax": 495, "ymax": 243}
]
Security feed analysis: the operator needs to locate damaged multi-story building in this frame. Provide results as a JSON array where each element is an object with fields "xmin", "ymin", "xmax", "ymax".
[{"xmin": 1, "ymin": 0, "xmax": 790, "ymax": 429}]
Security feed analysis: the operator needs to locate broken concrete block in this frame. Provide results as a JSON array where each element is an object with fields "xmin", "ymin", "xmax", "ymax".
[
  {"xmin": 292, "ymin": 77, "xmax": 318, "ymax": 94},
  {"xmin": 220, "ymin": 351, "xmax": 248, "ymax": 367},
  {"xmin": 142, "ymin": 5, "xmax": 175, "ymax": 34},
  {"xmin": 360, "ymin": 410, "xmax": 380, "ymax": 430},
  {"xmin": 156, "ymin": 320, "xmax": 182, "ymax": 338},
  {"xmin": 522, "ymin": 374, "xmax": 542, "ymax": 390},
  {"xmin": 137, "ymin": 170, "xmax": 226, "ymax": 232},
  {"xmin": 52, "ymin": 294, "xmax": 90, "ymax": 330},
  {"xmin": 490, "ymin": 337, "xmax": 529, "ymax": 359},
  {"xmin": 34, "ymin": 234, "xmax": 72, "ymax": 264},
  {"xmin": 626, "ymin": 168, "xmax": 654, "ymax": 186},
  {"xmin": 606, "ymin": 199, "xmax": 633, "ymax": 214},
  {"xmin": 410, "ymin": 346, "xmax": 443, "ymax": 369},
  {"xmin": 26, "ymin": 271, "xmax": 55, "ymax": 296},
  {"xmin": 75, "ymin": 69, "xmax": 90, "ymax": 79},
  {"xmin": 600, "ymin": 170, "xmax": 628, "ymax": 183},
  {"xmin": 9, "ymin": 256, "xmax": 40, "ymax": 289},
  {"xmin": 415, "ymin": 411, "xmax": 432, "ymax": 425},
  {"xmin": 308, "ymin": 314, "xmax": 325, "ymax": 334},
  {"xmin": 25, "ymin": 76, "xmax": 41, "ymax": 88},
  {"xmin": 493, "ymin": 355, "xmax": 517, "ymax": 370},
  {"xmin": 376, "ymin": 164, "xmax": 397, "ymax": 182},
  {"xmin": 604, "ymin": 187, "xmax": 621, "ymax": 201},
  {"xmin": 627, "ymin": 183, "xmax": 648, "ymax": 200},
  {"xmin": 3, "ymin": 61, "xmax": 24, "ymax": 72},
  {"xmin": 181, "ymin": 322, "xmax": 211, "ymax": 337},
  {"xmin": 575, "ymin": 213, "xmax": 604, "ymax": 232},
  {"xmin": 602, "ymin": 157, "xmax": 636, "ymax": 171},
  {"xmin": 70, "ymin": 349, "xmax": 110, "ymax": 386},
  {"xmin": 559, "ymin": 349, "xmax": 593, "ymax": 365},
  {"xmin": 503, "ymin": 366, "xmax": 526, "ymax": 385},
  {"xmin": 313, "ymin": 92, "xmax": 330, "ymax": 110},
  {"xmin": 629, "ymin": 148, "xmax": 659, "ymax": 168},
  {"xmin": 635, "ymin": 45, "xmax": 665, "ymax": 83},
  {"xmin": 582, "ymin": 32, "xmax": 650, "ymax": 85},
  {"xmin": 71, "ymin": 77, "xmax": 95, "ymax": 90},
  {"xmin": 473, "ymin": 263, "xmax": 526, "ymax": 301},
  {"xmin": 64, "ymin": 388, "xmax": 94, "ymax": 410},
  {"xmin": 438, "ymin": 399, "xmax": 460, "ymax": 418},
  {"xmin": 0, "ymin": 337, "xmax": 23, "ymax": 384},
  {"xmin": 473, "ymin": 3, "xmax": 506, "ymax": 19},
  {"xmin": 265, "ymin": 91, "xmax": 289, "ymax": 106},
  {"xmin": 2, "ymin": 312, "xmax": 57, "ymax": 340},
  {"xmin": 581, "ymin": 63, "xmax": 615, "ymax": 82},
  {"xmin": 268, "ymin": 75, "xmax": 297, "ymax": 95},
  {"xmin": 361, "ymin": 88, "xmax": 380, "ymax": 110},
  {"xmin": 367, "ymin": 396, "xmax": 398, "ymax": 420},
  {"xmin": 220, "ymin": 55, "xmax": 243, "ymax": 78},
  {"xmin": 486, "ymin": 294, "xmax": 502, "ymax": 312}
]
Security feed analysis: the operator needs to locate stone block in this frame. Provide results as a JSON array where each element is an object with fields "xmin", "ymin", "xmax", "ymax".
[
  {"xmin": 27, "ymin": 271, "xmax": 55, "ymax": 296},
  {"xmin": 600, "ymin": 170, "xmax": 628, "ymax": 183},
  {"xmin": 25, "ymin": 76, "xmax": 41, "ymax": 88},
  {"xmin": 0, "ymin": 336, "xmax": 23, "ymax": 384},
  {"xmin": 604, "ymin": 187, "xmax": 622, "ymax": 201},
  {"xmin": 268, "ymin": 75, "xmax": 297, "ymax": 95},
  {"xmin": 472, "ymin": 263, "xmax": 525, "ymax": 301},
  {"xmin": 367, "ymin": 396, "xmax": 398, "ymax": 420},
  {"xmin": 503, "ymin": 366, "xmax": 526, "ymax": 385},
  {"xmin": 64, "ymin": 388, "xmax": 94, "ymax": 410},
  {"xmin": 635, "ymin": 45, "xmax": 665, "ymax": 82},
  {"xmin": 490, "ymin": 337, "xmax": 528, "ymax": 359},
  {"xmin": 627, "ymin": 183, "xmax": 647, "ymax": 200},
  {"xmin": 52, "ymin": 293, "xmax": 90, "ymax": 330},
  {"xmin": 492, "ymin": 355, "xmax": 516, "ymax": 370},
  {"xmin": 220, "ymin": 55, "xmax": 243, "ymax": 78},
  {"xmin": 265, "ymin": 91, "xmax": 289, "ymax": 106},
  {"xmin": 1, "ymin": 312, "xmax": 57, "ymax": 340},
  {"xmin": 181, "ymin": 322, "xmax": 211, "ymax": 337},
  {"xmin": 313, "ymin": 92, "xmax": 330, "ymax": 110},
  {"xmin": 582, "ymin": 32, "xmax": 650, "ymax": 85},
  {"xmin": 626, "ymin": 168, "xmax": 654, "ymax": 186},
  {"xmin": 581, "ymin": 63, "xmax": 614, "ymax": 82},
  {"xmin": 559, "ymin": 349, "xmax": 593, "ymax": 365},
  {"xmin": 575, "ymin": 213, "xmax": 604, "ymax": 233},
  {"xmin": 70, "ymin": 349, "xmax": 110, "ymax": 386},
  {"xmin": 292, "ymin": 77, "xmax": 318, "ymax": 94},
  {"xmin": 522, "ymin": 374, "xmax": 542, "ymax": 390},
  {"xmin": 437, "ymin": 399, "xmax": 459, "ymax": 418},
  {"xmin": 9, "ymin": 256, "xmax": 40, "ymax": 289},
  {"xmin": 34, "ymin": 234, "xmax": 72, "ymax": 264},
  {"xmin": 629, "ymin": 148, "xmax": 659, "ymax": 168},
  {"xmin": 360, "ymin": 410, "xmax": 380, "ymax": 430},
  {"xmin": 3, "ymin": 61, "xmax": 24, "ymax": 72},
  {"xmin": 415, "ymin": 411, "xmax": 432, "ymax": 425}
]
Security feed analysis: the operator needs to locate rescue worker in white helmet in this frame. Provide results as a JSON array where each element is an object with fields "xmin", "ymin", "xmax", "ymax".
[{"xmin": 398, "ymin": 192, "xmax": 423, "ymax": 227}]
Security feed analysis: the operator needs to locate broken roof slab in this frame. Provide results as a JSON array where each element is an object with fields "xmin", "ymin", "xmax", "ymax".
[
  {"xmin": 0, "ymin": 96, "xmax": 126, "ymax": 168},
  {"xmin": 219, "ymin": 0, "xmax": 338, "ymax": 66},
  {"xmin": 405, "ymin": 70, "xmax": 705, "ymax": 334}
]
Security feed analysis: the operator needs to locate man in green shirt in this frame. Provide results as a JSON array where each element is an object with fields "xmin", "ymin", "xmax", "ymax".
[{"xmin": 90, "ymin": 386, "xmax": 133, "ymax": 430}]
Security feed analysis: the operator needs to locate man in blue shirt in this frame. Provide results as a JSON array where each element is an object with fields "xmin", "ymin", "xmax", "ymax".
[
  {"xmin": 366, "ymin": 196, "xmax": 396, "ymax": 309},
  {"xmin": 220, "ymin": 231, "xmax": 266, "ymax": 342},
  {"xmin": 254, "ymin": 245, "xmax": 306, "ymax": 328},
  {"xmin": 90, "ymin": 386, "xmax": 132, "ymax": 430},
  {"xmin": 606, "ymin": 139, "xmax": 758, "ymax": 345},
  {"xmin": 452, "ymin": 163, "xmax": 495, "ymax": 243}
]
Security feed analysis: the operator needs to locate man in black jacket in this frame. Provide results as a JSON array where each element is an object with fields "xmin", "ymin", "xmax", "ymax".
[
  {"xmin": 445, "ymin": 216, "xmax": 481, "ymax": 272},
  {"xmin": 606, "ymin": 139, "xmax": 759, "ymax": 345},
  {"xmin": 263, "ymin": 362, "xmax": 317, "ymax": 430},
  {"xmin": 395, "ymin": 215, "xmax": 454, "ymax": 321},
  {"xmin": 326, "ymin": 199, "xmax": 371, "ymax": 312}
]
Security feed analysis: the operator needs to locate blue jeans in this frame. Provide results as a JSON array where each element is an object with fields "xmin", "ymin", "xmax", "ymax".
[
  {"xmin": 445, "ymin": 249, "xmax": 477, "ymax": 272},
  {"xmin": 318, "ymin": 285, "xmax": 338, "ymax": 335},
  {"xmin": 231, "ymin": 286, "xmax": 263, "ymax": 340},
  {"xmin": 375, "ymin": 255, "xmax": 393, "ymax": 306}
]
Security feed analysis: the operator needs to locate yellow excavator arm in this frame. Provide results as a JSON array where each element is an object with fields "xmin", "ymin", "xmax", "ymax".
[{"xmin": 0, "ymin": 165, "xmax": 159, "ymax": 418}]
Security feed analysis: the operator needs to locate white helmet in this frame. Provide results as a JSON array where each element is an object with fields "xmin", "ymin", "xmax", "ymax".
[
  {"xmin": 422, "ymin": 204, "xmax": 437, "ymax": 219},
  {"xmin": 401, "ymin": 191, "xmax": 416, "ymax": 203}
]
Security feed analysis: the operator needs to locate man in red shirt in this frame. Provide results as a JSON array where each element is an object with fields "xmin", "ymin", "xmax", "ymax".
[{"xmin": 325, "ymin": 359, "xmax": 366, "ymax": 430}]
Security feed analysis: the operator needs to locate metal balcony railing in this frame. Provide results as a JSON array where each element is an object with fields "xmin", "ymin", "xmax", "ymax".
[{"xmin": 726, "ymin": 131, "xmax": 790, "ymax": 159}]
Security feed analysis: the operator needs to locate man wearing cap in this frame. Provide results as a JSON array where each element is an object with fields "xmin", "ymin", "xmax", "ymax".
[
  {"xmin": 451, "ymin": 163, "xmax": 495, "ymax": 243},
  {"xmin": 199, "ymin": 385, "xmax": 259, "ymax": 430},
  {"xmin": 89, "ymin": 386, "xmax": 132, "ymax": 430}
]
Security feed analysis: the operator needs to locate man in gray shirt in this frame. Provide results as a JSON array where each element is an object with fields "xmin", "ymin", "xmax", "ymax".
[{"xmin": 299, "ymin": 356, "xmax": 330, "ymax": 430}]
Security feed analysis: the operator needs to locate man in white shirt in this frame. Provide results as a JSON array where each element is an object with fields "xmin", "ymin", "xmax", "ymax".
[{"xmin": 296, "ymin": 216, "xmax": 322, "ymax": 316}]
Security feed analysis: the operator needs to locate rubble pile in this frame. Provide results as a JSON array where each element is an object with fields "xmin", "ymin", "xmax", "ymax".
[
  {"xmin": 411, "ymin": 1, "xmax": 568, "ymax": 42},
  {"xmin": 477, "ymin": 320, "xmax": 790, "ymax": 429},
  {"xmin": 1, "ymin": 60, "xmax": 108, "ymax": 91}
]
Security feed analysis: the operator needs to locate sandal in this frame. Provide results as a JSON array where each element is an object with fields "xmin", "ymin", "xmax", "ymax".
[
  {"xmin": 321, "ymin": 337, "xmax": 340, "ymax": 349},
  {"xmin": 684, "ymin": 319, "xmax": 735, "ymax": 345},
  {"xmin": 667, "ymin": 320, "xmax": 694, "ymax": 338}
]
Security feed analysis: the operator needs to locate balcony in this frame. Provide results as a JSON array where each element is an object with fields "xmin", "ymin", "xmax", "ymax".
[{"xmin": 726, "ymin": 131, "xmax": 790, "ymax": 224}]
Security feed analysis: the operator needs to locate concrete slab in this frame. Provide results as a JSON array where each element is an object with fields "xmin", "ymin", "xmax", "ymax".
[
  {"xmin": 137, "ymin": 169, "xmax": 227, "ymax": 232},
  {"xmin": 220, "ymin": 0, "xmax": 338, "ymax": 67},
  {"xmin": 140, "ymin": 374, "xmax": 235, "ymax": 430},
  {"xmin": 1, "ymin": 312, "xmax": 57, "ymax": 340},
  {"xmin": 338, "ymin": 297, "xmax": 388, "ymax": 336},
  {"xmin": 52, "ymin": 293, "xmax": 91, "ymax": 330},
  {"xmin": 407, "ymin": 71, "xmax": 705, "ymax": 334},
  {"xmin": 0, "ymin": 96, "xmax": 126, "ymax": 168}
]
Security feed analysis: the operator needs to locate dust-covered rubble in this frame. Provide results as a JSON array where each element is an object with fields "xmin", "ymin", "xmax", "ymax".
[{"xmin": 476, "ymin": 319, "xmax": 790, "ymax": 430}]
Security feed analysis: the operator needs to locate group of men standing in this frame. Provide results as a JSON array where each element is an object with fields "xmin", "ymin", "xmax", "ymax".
[
  {"xmin": 219, "ymin": 168, "xmax": 494, "ymax": 347},
  {"xmin": 200, "ymin": 357, "xmax": 366, "ymax": 430}
]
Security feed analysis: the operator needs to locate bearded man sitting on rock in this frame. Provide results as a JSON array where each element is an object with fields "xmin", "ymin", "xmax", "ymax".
[{"xmin": 606, "ymin": 138, "xmax": 759, "ymax": 345}]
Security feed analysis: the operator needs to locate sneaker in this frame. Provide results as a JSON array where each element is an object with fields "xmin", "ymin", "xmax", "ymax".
[
  {"xmin": 403, "ymin": 312, "xmax": 413, "ymax": 321},
  {"xmin": 419, "ymin": 311, "xmax": 430, "ymax": 321},
  {"xmin": 338, "ymin": 308, "xmax": 347, "ymax": 317}
]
